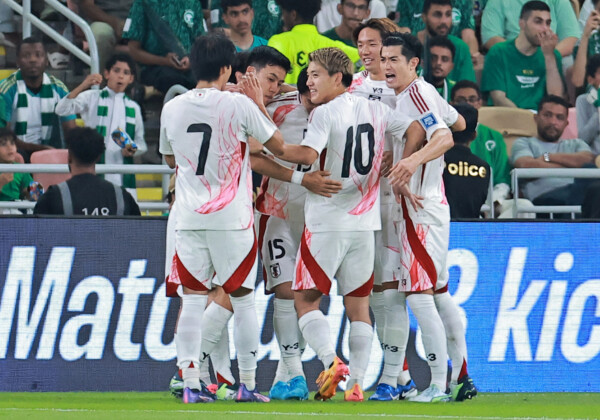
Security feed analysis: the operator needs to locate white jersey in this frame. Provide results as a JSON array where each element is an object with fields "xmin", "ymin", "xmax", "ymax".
[
  {"xmin": 159, "ymin": 88, "xmax": 277, "ymax": 230},
  {"xmin": 348, "ymin": 70, "xmax": 397, "ymax": 108},
  {"xmin": 302, "ymin": 92, "xmax": 412, "ymax": 232},
  {"xmin": 348, "ymin": 70, "xmax": 398, "ymax": 205},
  {"xmin": 394, "ymin": 77, "xmax": 457, "ymax": 225},
  {"xmin": 255, "ymin": 92, "xmax": 314, "ymax": 222}
]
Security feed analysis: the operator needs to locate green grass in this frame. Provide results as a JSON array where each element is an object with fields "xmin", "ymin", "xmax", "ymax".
[{"xmin": 0, "ymin": 392, "xmax": 599, "ymax": 420}]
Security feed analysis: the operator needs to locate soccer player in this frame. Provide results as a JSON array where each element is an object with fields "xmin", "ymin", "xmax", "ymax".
[
  {"xmin": 159, "ymin": 33, "xmax": 286, "ymax": 403},
  {"xmin": 274, "ymin": 47, "xmax": 451, "ymax": 402},
  {"xmin": 346, "ymin": 17, "xmax": 418, "ymax": 401},
  {"xmin": 382, "ymin": 32, "xmax": 476, "ymax": 402},
  {"xmin": 254, "ymin": 68, "xmax": 328, "ymax": 400}
]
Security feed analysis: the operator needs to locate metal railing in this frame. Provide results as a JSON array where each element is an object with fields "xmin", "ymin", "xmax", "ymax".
[
  {"xmin": 511, "ymin": 168, "xmax": 600, "ymax": 218},
  {"xmin": 4, "ymin": 0, "xmax": 99, "ymax": 74},
  {"xmin": 0, "ymin": 163, "xmax": 174, "ymax": 213}
]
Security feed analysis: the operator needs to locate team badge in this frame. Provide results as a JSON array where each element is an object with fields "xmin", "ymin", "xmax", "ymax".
[
  {"xmin": 270, "ymin": 263, "xmax": 281, "ymax": 278},
  {"xmin": 420, "ymin": 113, "xmax": 438, "ymax": 129},
  {"xmin": 183, "ymin": 10, "xmax": 194, "ymax": 28},
  {"xmin": 267, "ymin": 0, "xmax": 279, "ymax": 16},
  {"xmin": 452, "ymin": 8, "xmax": 461, "ymax": 26},
  {"xmin": 485, "ymin": 140, "xmax": 496, "ymax": 151}
]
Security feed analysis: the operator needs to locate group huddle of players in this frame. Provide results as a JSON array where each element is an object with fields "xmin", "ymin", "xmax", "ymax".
[{"xmin": 160, "ymin": 18, "xmax": 478, "ymax": 404}]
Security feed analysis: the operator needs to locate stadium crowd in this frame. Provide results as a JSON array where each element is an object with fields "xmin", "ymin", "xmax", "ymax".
[{"xmin": 1, "ymin": 0, "xmax": 600, "ymax": 404}]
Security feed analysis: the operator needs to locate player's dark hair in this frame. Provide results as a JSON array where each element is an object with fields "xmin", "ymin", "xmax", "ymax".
[
  {"xmin": 450, "ymin": 79, "xmax": 481, "ymax": 101},
  {"xmin": 382, "ymin": 32, "xmax": 423, "ymax": 66},
  {"xmin": 594, "ymin": 0, "xmax": 600, "ymax": 7},
  {"xmin": 221, "ymin": 0, "xmax": 253, "ymax": 13},
  {"xmin": 275, "ymin": 0, "xmax": 322, "ymax": 23},
  {"xmin": 297, "ymin": 67, "xmax": 309, "ymax": 94},
  {"xmin": 247, "ymin": 46, "xmax": 291, "ymax": 73},
  {"xmin": 66, "ymin": 127, "xmax": 106, "ymax": 165},
  {"xmin": 190, "ymin": 33, "xmax": 237, "ymax": 82},
  {"xmin": 341, "ymin": 0, "xmax": 371, "ymax": 4},
  {"xmin": 423, "ymin": 0, "xmax": 452, "ymax": 14},
  {"xmin": 104, "ymin": 52, "xmax": 137, "ymax": 75},
  {"xmin": 428, "ymin": 35, "xmax": 455, "ymax": 59},
  {"xmin": 452, "ymin": 103, "xmax": 478, "ymax": 144},
  {"xmin": 537, "ymin": 95, "xmax": 570, "ymax": 114},
  {"xmin": 352, "ymin": 17, "xmax": 400, "ymax": 47},
  {"xmin": 520, "ymin": 1, "xmax": 550, "ymax": 20},
  {"xmin": 0, "ymin": 127, "xmax": 17, "ymax": 146},
  {"xmin": 229, "ymin": 51, "xmax": 251, "ymax": 83},
  {"xmin": 586, "ymin": 54, "xmax": 600, "ymax": 79},
  {"xmin": 17, "ymin": 36, "xmax": 45, "ymax": 56}
]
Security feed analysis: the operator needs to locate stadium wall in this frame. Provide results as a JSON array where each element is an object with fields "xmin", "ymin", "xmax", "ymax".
[{"xmin": 0, "ymin": 218, "xmax": 598, "ymax": 392}]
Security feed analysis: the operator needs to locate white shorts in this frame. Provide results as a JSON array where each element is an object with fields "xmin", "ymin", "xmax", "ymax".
[
  {"xmin": 165, "ymin": 203, "xmax": 180, "ymax": 297},
  {"xmin": 171, "ymin": 228, "xmax": 258, "ymax": 294},
  {"xmin": 395, "ymin": 202, "xmax": 449, "ymax": 293},
  {"xmin": 374, "ymin": 203, "xmax": 402, "ymax": 286},
  {"xmin": 256, "ymin": 213, "xmax": 304, "ymax": 293},
  {"xmin": 293, "ymin": 228, "xmax": 374, "ymax": 297}
]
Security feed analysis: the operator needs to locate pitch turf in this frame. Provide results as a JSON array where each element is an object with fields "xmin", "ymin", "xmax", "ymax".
[{"xmin": 1, "ymin": 392, "xmax": 599, "ymax": 420}]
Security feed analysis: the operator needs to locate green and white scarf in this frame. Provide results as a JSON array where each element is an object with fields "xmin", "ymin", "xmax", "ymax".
[
  {"xmin": 95, "ymin": 87, "xmax": 137, "ymax": 188},
  {"xmin": 95, "ymin": 87, "xmax": 136, "ymax": 140},
  {"xmin": 14, "ymin": 71, "xmax": 60, "ymax": 144}
]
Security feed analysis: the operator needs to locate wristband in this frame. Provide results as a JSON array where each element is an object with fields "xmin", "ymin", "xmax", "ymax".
[{"xmin": 291, "ymin": 170, "xmax": 306, "ymax": 185}]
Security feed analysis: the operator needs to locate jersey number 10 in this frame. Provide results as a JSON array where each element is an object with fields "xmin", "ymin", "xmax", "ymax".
[{"xmin": 341, "ymin": 123, "xmax": 375, "ymax": 178}]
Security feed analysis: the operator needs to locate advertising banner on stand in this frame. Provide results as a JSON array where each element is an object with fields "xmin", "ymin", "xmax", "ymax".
[{"xmin": 0, "ymin": 218, "xmax": 598, "ymax": 392}]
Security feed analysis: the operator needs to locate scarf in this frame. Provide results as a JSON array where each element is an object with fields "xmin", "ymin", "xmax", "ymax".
[
  {"xmin": 96, "ymin": 87, "xmax": 137, "ymax": 188},
  {"xmin": 14, "ymin": 71, "xmax": 59, "ymax": 144}
]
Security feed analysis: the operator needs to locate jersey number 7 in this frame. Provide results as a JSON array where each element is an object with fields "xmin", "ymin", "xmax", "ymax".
[
  {"xmin": 341, "ymin": 123, "xmax": 374, "ymax": 178},
  {"xmin": 187, "ymin": 123, "xmax": 212, "ymax": 176}
]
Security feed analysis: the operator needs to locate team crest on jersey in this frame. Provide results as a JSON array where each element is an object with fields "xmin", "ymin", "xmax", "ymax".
[
  {"xmin": 420, "ymin": 113, "xmax": 438, "ymax": 129},
  {"xmin": 183, "ymin": 10, "xmax": 194, "ymax": 27},
  {"xmin": 270, "ymin": 263, "xmax": 281, "ymax": 278},
  {"xmin": 267, "ymin": 0, "xmax": 279, "ymax": 15},
  {"xmin": 452, "ymin": 8, "xmax": 461, "ymax": 26}
]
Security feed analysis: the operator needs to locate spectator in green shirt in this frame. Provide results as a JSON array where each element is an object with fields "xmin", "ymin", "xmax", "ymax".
[
  {"xmin": 428, "ymin": 36, "xmax": 456, "ymax": 102},
  {"xmin": 211, "ymin": 0, "xmax": 282, "ymax": 40},
  {"xmin": 122, "ymin": 0, "xmax": 206, "ymax": 93},
  {"xmin": 572, "ymin": 0, "xmax": 600, "ymax": 88},
  {"xmin": 451, "ymin": 80, "xmax": 512, "ymax": 204},
  {"xmin": 481, "ymin": 1, "xmax": 565, "ymax": 109},
  {"xmin": 0, "ymin": 128, "xmax": 34, "ymax": 202},
  {"xmin": 322, "ymin": 0, "xmax": 371, "ymax": 47},
  {"xmin": 481, "ymin": 0, "xmax": 580, "ymax": 57},
  {"xmin": 417, "ymin": 0, "xmax": 476, "ymax": 84},
  {"xmin": 221, "ymin": 0, "xmax": 269, "ymax": 52},
  {"xmin": 397, "ymin": 0, "xmax": 479, "ymax": 59}
]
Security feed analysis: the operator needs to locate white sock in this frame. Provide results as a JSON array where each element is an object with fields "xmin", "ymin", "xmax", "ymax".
[
  {"xmin": 407, "ymin": 293, "xmax": 448, "ymax": 390},
  {"xmin": 434, "ymin": 292, "xmax": 468, "ymax": 383},
  {"xmin": 380, "ymin": 290, "xmax": 408, "ymax": 387},
  {"xmin": 369, "ymin": 292, "xmax": 386, "ymax": 349},
  {"xmin": 199, "ymin": 303, "xmax": 232, "ymax": 370},
  {"xmin": 347, "ymin": 321, "xmax": 373, "ymax": 389},
  {"xmin": 298, "ymin": 310, "xmax": 336, "ymax": 370},
  {"xmin": 273, "ymin": 359, "xmax": 288, "ymax": 386},
  {"xmin": 231, "ymin": 293, "xmax": 259, "ymax": 391},
  {"xmin": 399, "ymin": 368, "xmax": 412, "ymax": 386},
  {"xmin": 199, "ymin": 355, "xmax": 211, "ymax": 385},
  {"xmin": 211, "ymin": 323, "xmax": 235, "ymax": 385},
  {"xmin": 273, "ymin": 298, "xmax": 304, "ymax": 380},
  {"xmin": 176, "ymin": 294, "xmax": 208, "ymax": 389}
]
